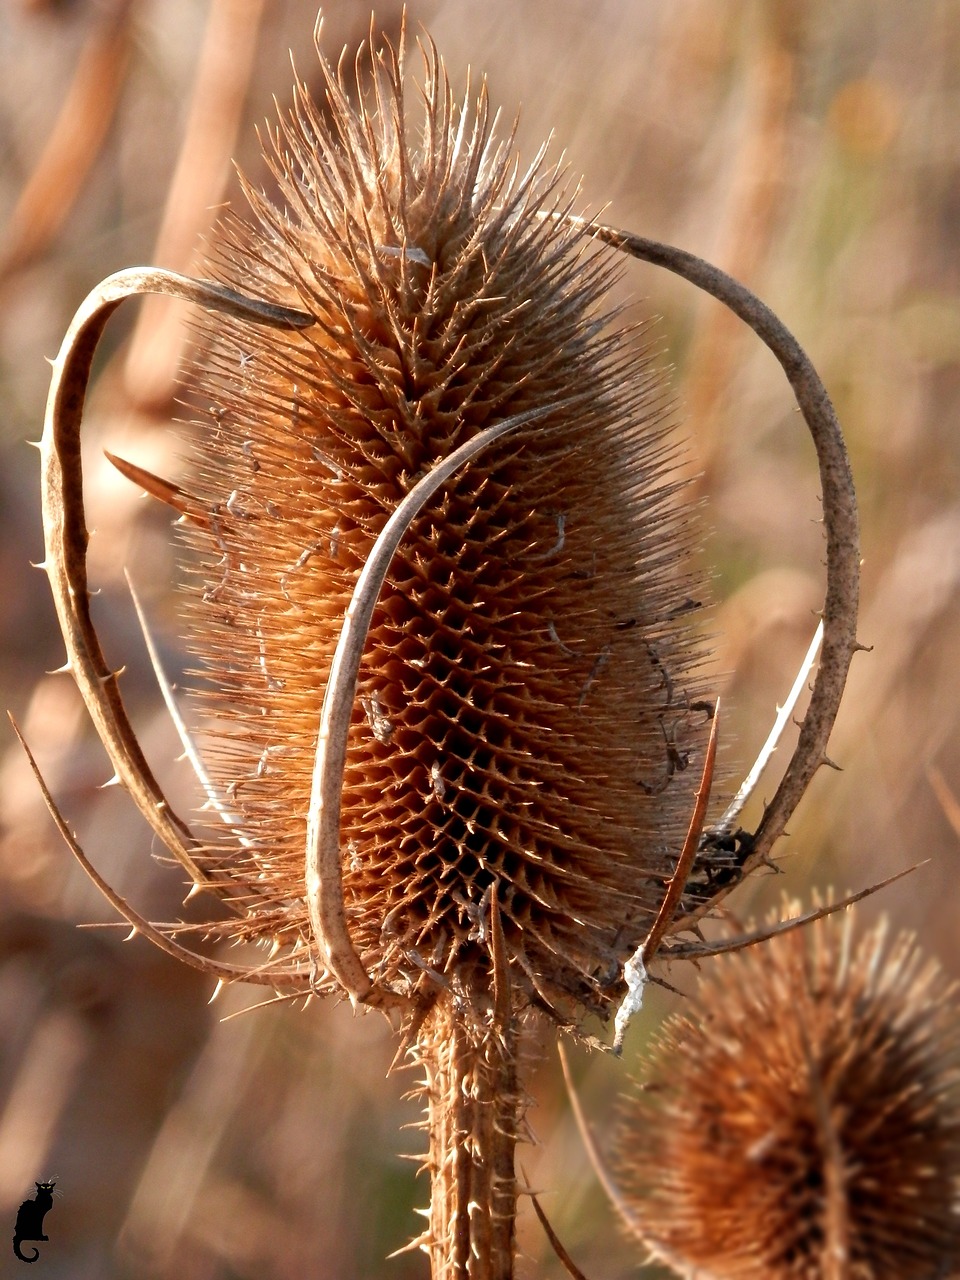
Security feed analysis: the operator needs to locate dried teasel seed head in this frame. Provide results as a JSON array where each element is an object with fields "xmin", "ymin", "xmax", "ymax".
[
  {"xmin": 613, "ymin": 906, "xmax": 960, "ymax": 1280},
  {"xmin": 177, "ymin": 24, "xmax": 712, "ymax": 1022}
]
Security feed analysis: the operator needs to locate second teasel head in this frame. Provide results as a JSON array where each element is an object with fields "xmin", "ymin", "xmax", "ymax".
[
  {"xmin": 173, "ymin": 25, "xmax": 713, "ymax": 1024},
  {"xmin": 610, "ymin": 907, "xmax": 960, "ymax": 1279}
]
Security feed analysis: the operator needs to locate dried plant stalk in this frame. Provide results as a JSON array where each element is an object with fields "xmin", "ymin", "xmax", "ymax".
[
  {"xmin": 123, "ymin": 0, "xmax": 268, "ymax": 410},
  {"xmin": 418, "ymin": 995, "xmax": 520, "ymax": 1277},
  {"xmin": 0, "ymin": 0, "xmax": 133, "ymax": 281}
]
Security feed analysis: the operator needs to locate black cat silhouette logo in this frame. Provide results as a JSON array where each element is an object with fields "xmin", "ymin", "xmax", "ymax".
[{"xmin": 12, "ymin": 1181, "xmax": 56, "ymax": 1264}]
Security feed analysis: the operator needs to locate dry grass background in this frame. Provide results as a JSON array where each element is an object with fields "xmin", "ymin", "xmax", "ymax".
[{"xmin": 0, "ymin": 0, "xmax": 957, "ymax": 1276}]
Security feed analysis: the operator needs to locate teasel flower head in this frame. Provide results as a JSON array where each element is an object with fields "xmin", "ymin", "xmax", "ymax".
[
  {"xmin": 173, "ymin": 22, "xmax": 712, "ymax": 1024},
  {"xmin": 612, "ymin": 906, "xmax": 960, "ymax": 1280}
]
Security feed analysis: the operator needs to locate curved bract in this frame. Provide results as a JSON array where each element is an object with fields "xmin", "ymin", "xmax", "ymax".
[{"xmin": 586, "ymin": 225, "xmax": 860, "ymax": 898}]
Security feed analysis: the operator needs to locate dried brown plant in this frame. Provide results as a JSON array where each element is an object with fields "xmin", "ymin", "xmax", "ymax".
[
  {"xmin": 611, "ymin": 905, "xmax": 960, "ymax": 1280},
  {"xmin": 19, "ymin": 14, "xmax": 861, "ymax": 1279}
]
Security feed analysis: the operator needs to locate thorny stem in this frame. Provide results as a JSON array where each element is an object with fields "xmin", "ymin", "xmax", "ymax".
[
  {"xmin": 586, "ymin": 225, "xmax": 860, "ymax": 900},
  {"xmin": 417, "ymin": 997, "xmax": 521, "ymax": 1280},
  {"xmin": 39, "ymin": 268, "xmax": 312, "ymax": 898}
]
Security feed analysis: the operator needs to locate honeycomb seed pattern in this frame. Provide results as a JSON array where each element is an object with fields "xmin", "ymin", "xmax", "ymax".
[{"xmin": 179, "ymin": 32, "xmax": 711, "ymax": 1019}]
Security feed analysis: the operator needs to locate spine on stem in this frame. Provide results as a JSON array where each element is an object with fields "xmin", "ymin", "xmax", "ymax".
[{"xmin": 419, "ymin": 996, "xmax": 520, "ymax": 1279}]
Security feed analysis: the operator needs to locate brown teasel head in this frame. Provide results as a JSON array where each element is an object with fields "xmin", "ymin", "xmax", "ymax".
[
  {"xmin": 612, "ymin": 907, "xmax": 960, "ymax": 1279},
  {"xmin": 176, "ymin": 24, "xmax": 713, "ymax": 1023}
]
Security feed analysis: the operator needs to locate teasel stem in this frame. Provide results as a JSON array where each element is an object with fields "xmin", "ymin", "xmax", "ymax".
[
  {"xmin": 417, "ymin": 993, "xmax": 521, "ymax": 1280},
  {"xmin": 414, "ymin": 885, "xmax": 519, "ymax": 1279}
]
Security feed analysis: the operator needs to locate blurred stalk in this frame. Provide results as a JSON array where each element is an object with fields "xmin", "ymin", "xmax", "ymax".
[
  {"xmin": 123, "ymin": 0, "xmax": 266, "ymax": 414},
  {"xmin": 0, "ymin": 0, "xmax": 133, "ymax": 284}
]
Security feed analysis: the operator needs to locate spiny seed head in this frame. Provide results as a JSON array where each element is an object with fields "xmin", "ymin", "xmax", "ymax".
[
  {"xmin": 179, "ymin": 24, "xmax": 711, "ymax": 1020},
  {"xmin": 613, "ymin": 907, "xmax": 960, "ymax": 1279}
]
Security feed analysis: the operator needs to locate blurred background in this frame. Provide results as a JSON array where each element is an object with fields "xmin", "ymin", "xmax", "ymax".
[{"xmin": 0, "ymin": 0, "xmax": 957, "ymax": 1276}]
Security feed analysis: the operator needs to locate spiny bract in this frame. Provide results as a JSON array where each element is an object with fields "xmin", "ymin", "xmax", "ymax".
[{"xmin": 179, "ymin": 25, "xmax": 710, "ymax": 1021}]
